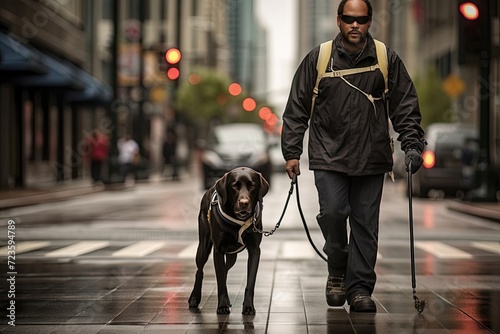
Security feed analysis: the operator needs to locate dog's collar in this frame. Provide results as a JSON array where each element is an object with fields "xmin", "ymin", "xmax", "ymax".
[{"xmin": 209, "ymin": 191, "xmax": 261, "ymax": 248}]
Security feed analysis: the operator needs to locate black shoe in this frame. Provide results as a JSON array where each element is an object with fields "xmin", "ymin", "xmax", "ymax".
[
  {"xmin": 350, "ymin": 294, "xmax": 376, "ymax": 312},
  {"xmin": 325, "ymin": 275, "xmax": 346, "ymax": 306}
]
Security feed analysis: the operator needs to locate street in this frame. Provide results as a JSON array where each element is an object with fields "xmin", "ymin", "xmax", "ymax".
[{"xmin": 1, "ymin": 169, "xmax": 500, "ymax": 333}]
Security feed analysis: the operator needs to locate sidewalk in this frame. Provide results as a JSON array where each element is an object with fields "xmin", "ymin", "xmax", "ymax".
[
  {"xmin": 447, "ymin": 200, "xmax": 500, "ymax": 222},
  {"xmin": 0, "ymin": 181, "xmax": 105, "ymax": 210}
]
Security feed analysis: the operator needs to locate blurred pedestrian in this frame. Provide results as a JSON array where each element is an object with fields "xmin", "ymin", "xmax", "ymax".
[
  {"xmin": 281, "ymin": 0, "xmax": 426, "ymax": 312},
  {"xmin": 88, "ymin": 130, "xmax": 109, "ymax": 184},
  {"xmin": 162, "ymin": 126, "xmax": 179, "ymax": 181},
  {"xmin": 117, "ymin": 134, "xmax": 139, "ymax": 182}
]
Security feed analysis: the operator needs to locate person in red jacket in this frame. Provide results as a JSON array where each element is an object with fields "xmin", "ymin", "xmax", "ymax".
[{"xmin": 88, "ymin": 130, "xmax": 109, "ymax": 184}]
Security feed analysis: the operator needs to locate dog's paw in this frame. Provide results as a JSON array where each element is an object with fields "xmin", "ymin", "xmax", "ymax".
[
  {"xmin": 217, "ymin": 305, "xmax": 231, "ymax": 314},
  {"xmin": 242, "ymin": 306, "xmax": 256, "ymax": 315},
  {"xmin": 188, "ymin": 297, "xmax": 200, "ymax": 308}
]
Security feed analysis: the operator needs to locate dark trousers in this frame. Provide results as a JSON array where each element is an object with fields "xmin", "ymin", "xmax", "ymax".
[
  {"xmin": 120, "ymin": 163, "xmax": 136, "ymax": 181},
  {"xmin": 91, "ymin": 160, "xmax": 102, "ymax": 182},
  {"xmin": 314, "ymin": 170, "xmax": 384, "ymax": 302}
]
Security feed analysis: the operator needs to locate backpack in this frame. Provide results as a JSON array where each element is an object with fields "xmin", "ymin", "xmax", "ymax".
[
  {"xmin": 310, "ymin": 39, "xmax": 395, "ymax": 180},
  {"xmin": 310, "ymin": 39, "xmax": 388, "ymax": 115}
]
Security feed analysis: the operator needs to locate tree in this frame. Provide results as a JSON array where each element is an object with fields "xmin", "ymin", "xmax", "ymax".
[
  {"xmin": 414, "ymin": 67, "xmax": 452, "ymax": 128},
  {"xmin": 175, "ymin": 67, "xmax": 260, "ymax": 135}
]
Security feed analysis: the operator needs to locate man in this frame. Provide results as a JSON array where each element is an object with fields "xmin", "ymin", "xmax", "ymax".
[{"xmin": 281, "ymin": 0, "xmax": 425, "ymax": 312}]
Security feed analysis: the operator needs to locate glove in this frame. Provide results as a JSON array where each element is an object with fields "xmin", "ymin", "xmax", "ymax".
[{"xmin": 405, "ymin": 149, "xmax": 423, "ymax": 174}]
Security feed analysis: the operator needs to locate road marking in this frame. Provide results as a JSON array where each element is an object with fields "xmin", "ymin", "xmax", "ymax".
[
  {"xmin": 177, "ymin": 241, "xmax": 384, "ymax": 260},
  {"xmin": 281, "ymin": 241, "xmax": 317, "ymax": 259},
  {"xmin": 178, "ymin": 242, "xmax": 200, "ymax": 259},
  {"xmin": 471, "ymin": 241, "xmax": 500, "ymax": 254},
  {"xmin": 415, "ymin": 241, "xmax": 473, "ymax": 259},
  {"xmin": 1, "ymin": 241, "xmax": 50, "ymax": 255},
  {"xmin": 45, "ymin": 241, "xmax": 110, "ymax": 257},
  {"xmin": 112, "ymin": 241, "xmax": 166, "ymax": 257}
]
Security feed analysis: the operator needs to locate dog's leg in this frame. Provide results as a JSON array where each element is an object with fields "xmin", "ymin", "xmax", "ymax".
[
  {"xmin": 213, "ymin": 249, "xmax": 231, "ymax": 314},
  {"xmin": 225, "ymin": 253, "xmax": 237, "ymax": 273},
  {"xmin": 188, "ymin": 221, "xmax": 212, "ymax": 308},
  {"xmin": 242, "ymin": 246, "xmax": 261, "ymax": 315}
]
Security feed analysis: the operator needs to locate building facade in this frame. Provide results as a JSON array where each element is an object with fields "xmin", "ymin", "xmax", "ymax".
[{"xmin": 1, "ymin": 0, "xmax": 266, "ymax": 189}]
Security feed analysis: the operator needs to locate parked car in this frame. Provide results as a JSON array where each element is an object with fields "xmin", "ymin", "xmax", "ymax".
[
  {"xmin": 268, "ymin": 134, "xmax": 287, "ymax": 173},
  {"xmin": 200, "ymin": 123, "xmax": 273, "ymax": 189},
  {"xmin": 411, "ymin": 123, "xmax": 478, "ymax": 198}
]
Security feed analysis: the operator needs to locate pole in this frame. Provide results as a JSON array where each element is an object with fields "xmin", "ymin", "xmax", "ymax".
[
  {"xmin": 105, "ymin": 0, "xmax": 122, "ymax": 184},
  {"xmin": 133, "ymin": 1, "xmax": 149, "ymax": 180},
  {"xmin": 467, "ymin": 0, "xmax": 497, "ymax": 202}
]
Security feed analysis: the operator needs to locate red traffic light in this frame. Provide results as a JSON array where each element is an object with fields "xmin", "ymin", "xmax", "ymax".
[
  {"xmin": 164, "ymin": 48, "xmax": 181, "ymax": 81},
  {"xmin": 228, "ymin": 83, "xmax": 242, "ymax": 96},
  {"xmin": 459, "ymin": 2, "xmax": 479, "ymax": 20},
  {"xmin": 242, "ymin": 98, "xmax": 256, "ymax": 112},
  {"xmin": 167, "ymin": 68, "xmax": 180, "ymax": 80}
]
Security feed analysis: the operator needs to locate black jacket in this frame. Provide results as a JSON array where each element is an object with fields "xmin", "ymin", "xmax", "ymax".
[{"xmin": 281, "ymin": 33, "xmax": 425, "ymax": 176}]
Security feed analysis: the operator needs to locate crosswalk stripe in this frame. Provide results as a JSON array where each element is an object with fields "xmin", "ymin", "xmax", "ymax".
[
  {"xmin": 471, "ymin": 241, "xmax": 500, "ymax": 254},
  {"xmin": 415, "ymin": 241, "xmax": 473, "ymax": 259},
  {"xmin": 11, "ymin": 240, "xmax": 498, "ymax": 260},
  {"xmin": 1, "ymin": 241, "xmax": 50, "ymax": 255},
  {"xmin": 281, "ymin": 241, "xmax": 316, "ymax": 259},
  {"xmin": 45, "ymin": 241, "xmax": 110, "ymax": 257},
  {"xmin": 178, "ymin": 242, "xmax": 200, "ymax": 259},
  {"xmin": 112, "ymin": 241, "xmax": 166, "ymax": 257}
]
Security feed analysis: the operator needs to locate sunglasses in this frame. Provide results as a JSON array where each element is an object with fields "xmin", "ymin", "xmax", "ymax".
[{"xmin": 340, "ymin": 15, "xmax": 371, "ymax": 25}]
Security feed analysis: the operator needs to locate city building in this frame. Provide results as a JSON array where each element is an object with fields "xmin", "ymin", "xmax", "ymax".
[{"xmin": 1, "ymin": 0, "xmax": 267, "ymax": 188}]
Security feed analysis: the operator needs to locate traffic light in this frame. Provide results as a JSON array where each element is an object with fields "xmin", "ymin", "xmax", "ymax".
[
  {"xmin": 457, "ymin": 0, "xmax": 490, "ymax": 64},
  {"xmin": 165, "ymin": 47, "xmax": 182, "ymax": 81}
]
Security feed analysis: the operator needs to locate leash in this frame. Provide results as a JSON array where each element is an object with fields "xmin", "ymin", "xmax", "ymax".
[
  {"xmin": 253, "ymin": 173, "xmax": 328, "ymax": 262},
  {"xmin": 251, "ymin": 176, "xmax": 294, "ymax": 236}
]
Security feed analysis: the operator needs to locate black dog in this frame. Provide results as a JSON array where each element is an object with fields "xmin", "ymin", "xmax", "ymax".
[{"xmin": 188, "ymin": 167, "xmax": 269, "ymax": 315}]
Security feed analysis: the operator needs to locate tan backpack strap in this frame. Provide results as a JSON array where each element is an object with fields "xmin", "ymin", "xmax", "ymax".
[
  {"xmin": 374, "ymin": 39, "xmax": 394, "ymax": 182},
  {"xmin": 374, "ymin": 39, "xmax": 388, "ymax": 94},
  {"xmin": 310, "ymin": 40, "xmax": 333, "ymax": 115},
  {"xmin": 322, "ymin": 65, "xmax": 380, "ymax": 78}
]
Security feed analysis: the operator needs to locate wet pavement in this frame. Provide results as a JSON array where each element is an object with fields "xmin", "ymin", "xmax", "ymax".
[
  {"xmin": 2, "ymin": 243, "xmax": 500, "ymax": 333},
  {"xmin": 1, "ymin": 173, "xmax": 500, "ymax": 333}
]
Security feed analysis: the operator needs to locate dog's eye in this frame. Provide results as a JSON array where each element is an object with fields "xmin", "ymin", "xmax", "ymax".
[
  {"xmin": 248, "ymin": 182, "xmax": 256, "ymax": 190},
  {"xmin": 232, "ymin": 182, "xmax": 241, "ymax": 190}
]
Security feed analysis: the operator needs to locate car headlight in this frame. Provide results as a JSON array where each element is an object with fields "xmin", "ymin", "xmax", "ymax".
[{"xmin": 202, "ymin": 150, "xmax": 223, "ymax": 168}]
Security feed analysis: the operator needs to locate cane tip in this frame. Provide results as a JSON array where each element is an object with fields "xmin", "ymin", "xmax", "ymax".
[{"xmin": 416, "ymin": 299, "xmax": 426, "ymax": 314}]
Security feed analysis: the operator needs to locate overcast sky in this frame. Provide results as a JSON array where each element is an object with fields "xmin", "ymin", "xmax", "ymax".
[{"xmin": 255, "ymin": 0, "xmax": 297, "ymax": 112}]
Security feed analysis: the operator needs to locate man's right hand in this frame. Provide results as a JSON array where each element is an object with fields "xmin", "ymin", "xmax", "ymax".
[{"xmin": 285, "ymin": 159, "xmax": 300, "ymax": 180}]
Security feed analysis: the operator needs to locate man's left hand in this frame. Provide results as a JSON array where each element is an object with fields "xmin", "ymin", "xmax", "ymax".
[{"xmin": 405, "ymin": 149, "xmax": 423, "ymax": 174}]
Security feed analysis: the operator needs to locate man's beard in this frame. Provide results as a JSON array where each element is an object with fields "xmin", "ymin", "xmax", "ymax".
[{"xmin": 341, "ymin": 30, "xmax": 367, "ymax": 50}]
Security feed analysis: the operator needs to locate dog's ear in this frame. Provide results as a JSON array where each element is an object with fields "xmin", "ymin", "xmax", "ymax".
[
  {"xmin": 215, "ymin": 172, "xmax": 229, "ymax": 206},
  {"xmin": 258, "ymin": 173, "xmax": 269, "ymax": 201}
]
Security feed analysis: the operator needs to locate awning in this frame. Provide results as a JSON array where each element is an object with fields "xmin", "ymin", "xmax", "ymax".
[
  {"xmin": 0, "ymin": 32, "xmax": 110, "ymax": 103},
  {"xmin": 8, "ymin": 50, "xmax": 84, "ymax": 91},
  {"xmin": 66, "ymin": 68, "xmax": 113, "ymax": 105},
  {"xmin": 0, "ymin": 32, "xmax": 47, "ymax": 74}
]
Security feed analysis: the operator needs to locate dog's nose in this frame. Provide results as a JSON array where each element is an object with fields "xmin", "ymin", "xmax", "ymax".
[{"xmin": 239, "ymin": 198, "xmax": 250, "ymax": 207}]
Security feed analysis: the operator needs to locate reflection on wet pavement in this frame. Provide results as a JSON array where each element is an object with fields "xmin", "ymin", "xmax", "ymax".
[{"xmin": 2, "ymin": 255, "xmax": 499, "ymax": 333}]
